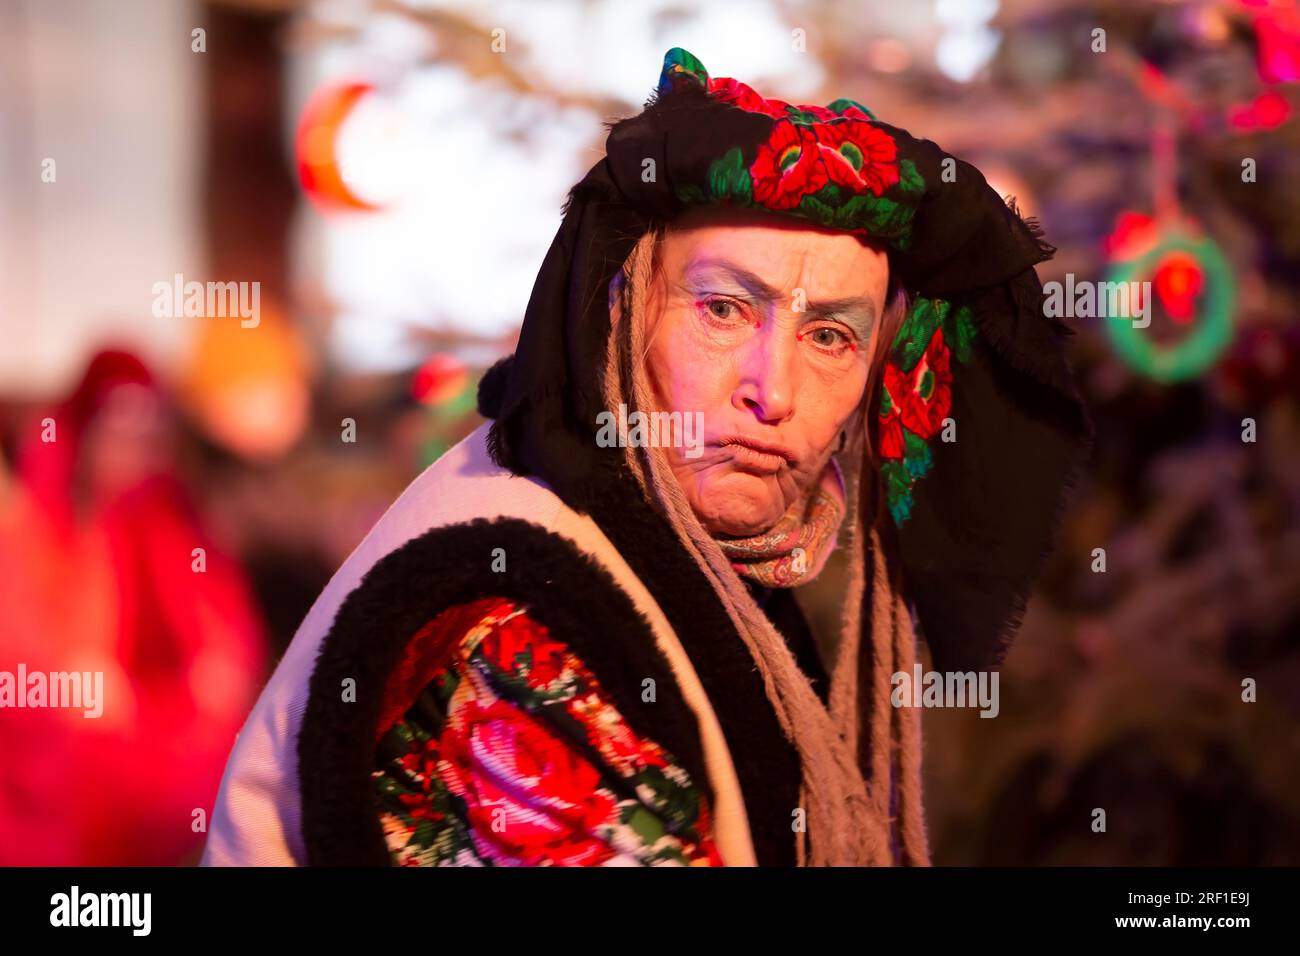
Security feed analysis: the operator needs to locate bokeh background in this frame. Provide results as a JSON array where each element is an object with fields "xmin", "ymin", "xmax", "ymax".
[{"xmin": 1, "ymin": 0, "xmax": 1297, "ymax": 865}]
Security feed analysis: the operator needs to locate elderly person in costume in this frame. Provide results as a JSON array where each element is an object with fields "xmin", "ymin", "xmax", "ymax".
[{"xmin": 205, "ymin": 49, "xmax": 1091, "ymax": 867}]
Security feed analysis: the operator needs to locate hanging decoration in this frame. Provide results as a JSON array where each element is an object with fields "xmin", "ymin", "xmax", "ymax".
[
  {"xmin": 1095, "ymin": 43, "xmax": 1246, "ymax": 385},
  {"xmin": 1103, "ymin": 217, "xmax": 1236, "ymax": 383}
]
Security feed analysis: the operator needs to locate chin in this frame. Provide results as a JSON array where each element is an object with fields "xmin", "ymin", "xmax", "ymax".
[{"xmin": 691, "ymin": 471, "xmax": 786, "ymax": 537}]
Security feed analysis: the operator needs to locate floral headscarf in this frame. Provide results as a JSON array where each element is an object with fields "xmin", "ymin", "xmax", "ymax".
[{"xmin": 480, "ymin": 46, "xmax": 1093, "ymax": 675}]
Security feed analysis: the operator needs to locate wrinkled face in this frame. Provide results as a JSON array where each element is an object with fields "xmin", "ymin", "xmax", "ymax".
[{"xmin": 642, "ymin": 205, "xmax": 890, "ymax": 537}]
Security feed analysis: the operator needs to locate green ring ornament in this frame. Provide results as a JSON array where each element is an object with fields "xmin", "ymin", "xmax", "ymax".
[{"xmin": 1103, "ymin": 232, "xmax": 1236, "ymax": 383}]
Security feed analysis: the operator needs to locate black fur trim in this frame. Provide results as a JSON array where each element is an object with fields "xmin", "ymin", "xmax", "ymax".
[
  {"xmin": 475, "ymin": 354, "xmax": 512, "ymax": 420},
  {"xmin": 582, "ymin": 472, "xmax": 803, "ymax": 867},
  {"xmin": 297, "ymin": 517, "xmax": 712, "ymax": 866}
]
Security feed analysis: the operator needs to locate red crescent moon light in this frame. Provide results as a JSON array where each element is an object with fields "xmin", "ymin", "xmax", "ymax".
[{"xmin": 295, "ymin": 80, "xmax": 382, "ymax": 212}]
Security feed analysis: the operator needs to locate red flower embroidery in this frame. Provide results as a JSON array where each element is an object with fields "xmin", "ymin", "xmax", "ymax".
[
  {"xmin": 877, "ymin": 384, "xmax": 906, "ymax": 461},
  {"xmin": 568, "ymin": 691, "xmax": 668, "ymax": 774},
  {"xmin": 477, "ymin": 613, "xmax": 567, "ymax": 689},
  {"xmin": 706, "ymin": 76, "xmax": 872, "ymax": 124},
  {"xmin": 883, "ymin": 328, "xmax": 954, "ymax": 442},
  {"xmin": 374, "ymin": 596, "xmax": 725, "ymax": 867},
  {"xmin": 813, "ymin": 120, "xmax": 900, "ymax": 197},
  {"xmin": 438, "ymin": 695, "xmax": 620, "ymax": 866},
  {"xmin": 397, "ymin": 790, "xmax": 444, "ymax": 824},
  {"xmin": 706, "ymin": 76, "xmax": 791, "ymax": 117},
  {"xmin": 750, "ymin": 119, "xmax": 828, "ymax": 210}
]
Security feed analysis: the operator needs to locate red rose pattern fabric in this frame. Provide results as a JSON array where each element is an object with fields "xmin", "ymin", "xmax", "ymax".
[
  {"xmin": 878, "ymin": 298, "xmax": 977, "ymax": 525},
  {"xmin": 662, "ymin": 47, "xmax": 923, "ymax": 244},
  {"xmin": 815, "ymin": 119, "xmax": 901, "ymax": 196},
  {"xmin": 371, "ymin": 596, "xmax": 724, "ymax": 866},
  {"xmin": 750, "ymin": 119, "xmax": 828, "ymax": 210},
  {"xmin": 883, "ymin": 325, "xmax": 954, "ymax": 442}
]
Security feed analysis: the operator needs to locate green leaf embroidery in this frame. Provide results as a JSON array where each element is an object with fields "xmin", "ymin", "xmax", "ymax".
[
  {"xmin": 816, "ymin": 183, "xmax": 844, "ymax": 205},
  {"xmin": 896, "ymin": 158, "xmax": 925, "ymax": 196},
  {"xmin": 903, "ymin": 428, "xmax": 934, "ymax": 479},
  {"xmin": 796, "ymin": 193, "xmax": 837, "ymax": 224},
  {"xmin": 786, "ymin": 107, "xmax": 826, "ymax": 125},
  {"xmin": 706, "ymin": 147, "xmax": 752, "ymax": 203},
  {"xmin": 635, "ymin": 765, "xmax": 700, "ymax": 829},
  {"xmin": 881, "ymin": 460, "xmax": 914, "ymax": 524},
  {"xmin": 891, "ymin": 299, "xmax": 943, "ymax": 373},
  {"xmin": 624, "ymin": 802, "xmax": 668, "ymax": 845},
  {"xmin": 944, "ymin": 303, "xmax": 976, "ymax": 364},
  {"xmin": 828, "ymin": 97, "xmax": 876, "ymax": 119},
  {"xmin": 845, "ymin": 193, "xmax": 914, "ymax": 237}
]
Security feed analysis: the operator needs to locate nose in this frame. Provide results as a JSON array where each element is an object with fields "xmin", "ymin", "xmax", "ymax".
[{"xmin": 731, "ymin": 323, "xmax": 797, "ymax": 424}]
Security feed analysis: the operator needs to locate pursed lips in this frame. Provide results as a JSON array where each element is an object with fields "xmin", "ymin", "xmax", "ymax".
[{"xmin": 713, "ymin": 435, "xmax": 797, "ymax": 474}]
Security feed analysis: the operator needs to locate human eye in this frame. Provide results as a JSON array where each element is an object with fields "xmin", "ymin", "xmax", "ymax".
[
  {"xmin": 798, "ymin": 323, "xmax": 858, "ymax": 355},
  {"xmin": 696, "ymin": 295, "xmax": 752, "ymax": 327}
]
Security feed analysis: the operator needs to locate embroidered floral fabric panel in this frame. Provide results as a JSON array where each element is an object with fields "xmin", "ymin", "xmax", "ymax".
[
  {"xmin": 370, "ymin": 595, "xmax": 723, "ymax": 866},
  {"xmin": 661, "ymin": 46, "xmax": 925, "ymax": 247},
  {"xmin": 879, "ymin": 299, "xmax": 976, "ymax": 524}
]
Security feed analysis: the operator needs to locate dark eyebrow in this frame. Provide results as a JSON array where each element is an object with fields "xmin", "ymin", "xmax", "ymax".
[{"xmin": 685, "ymin": 256, "xmax": 877, "ymax": 323}]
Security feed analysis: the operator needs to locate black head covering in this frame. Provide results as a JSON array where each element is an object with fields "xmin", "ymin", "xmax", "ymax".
[{"xmin": 477, "ymin": 47, "xmax": 1093, "ymax": 672}]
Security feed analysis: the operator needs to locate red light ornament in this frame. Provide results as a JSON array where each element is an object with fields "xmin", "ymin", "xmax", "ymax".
[
  {"xmin": 411, "ymin": 354, "xmax": 470, "ymax": 408},
  {"xmin": 295, "ymin": 80, "xmax": 412, "ymax": 212},
  {"xmin": 1153, "ymin": 251, "xmax": 1204, "ymax": 324}
]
